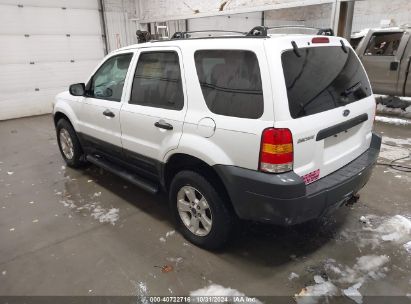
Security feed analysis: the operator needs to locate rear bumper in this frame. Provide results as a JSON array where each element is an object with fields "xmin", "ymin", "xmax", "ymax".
[{"xmin": 215, "ymin": 133, "xmax": 381, "ymax": 225}]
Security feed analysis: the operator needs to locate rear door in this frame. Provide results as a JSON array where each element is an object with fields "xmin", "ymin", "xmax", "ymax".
[
  {"xmin": 267, "ymin": 37, "xmax": 375, "ymax": 182},
  {"xmin": 120, "ymin": 47, "xmax": 187, "ymax": 179},
  {"xmin": 359, "ymin": 30, "xmax": 407, "ymax": 95}
]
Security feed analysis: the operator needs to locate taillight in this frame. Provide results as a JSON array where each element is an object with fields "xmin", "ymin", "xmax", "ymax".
[{"xmin": 259, "ymin": 128, "xmax": 293, "ymax": 173}]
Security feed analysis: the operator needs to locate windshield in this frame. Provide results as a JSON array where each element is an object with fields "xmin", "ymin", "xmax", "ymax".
[{"xmin": 281, "ymin": 46, "xmax": 371, "ymax": 119}]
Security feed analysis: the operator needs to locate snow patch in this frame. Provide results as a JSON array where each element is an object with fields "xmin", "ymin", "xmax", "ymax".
[
  {"xmin": 363, "ymin": 215, "xmax": 411, "ymax": 244},
  {"xmin": 166, "ymin": 257, "xmax": 183, "ymax": 265},
  {"xmin": 375, "ymin": 116, "xmax": 411, "ymax": 125},
  {"xmin": 379, "ymin": 144, "xmax": 409, "ymax": 161},
  {"xmin": 166, "ymin": 230, "xmax": 175, "ymax": 237},
  {"xmin": 160, "ymin": 230, "xmax": 176, "ymax": 242},
  {"xmin": 7, "ymin": 171, "xmax": 14, "ymax": 175},
  {"xmin": 299, "ymin": 255, "xmax": 391, "ymax": 303},
  {"xmin": 60, "ymin": 199, "xmax": 120, "ymax": 225},
  {"xmin": 295, "ymin": 276, "xmax": 338, "ymax": 304},
  {"xmin": 289, "ymin": 272, "xmax": 300, "ymax": 281},
  {"xmin": 91, "ymin": 207, "xmax": 119, "ymax": 225},
  {"xmin": 190, "ymin": 284, "xmax": 261, "ymax": 303},
  {"xmin": 342, "ymin": 282, "xmax": 363, "ymax": 304},
  {"xmin": 346, "ymin": 215, "xmax": 411, "ymax": 250},
  {"xmin": 376, "ymin": 103, "xmax": 411, "ymax": 119},
  {"xmin": 403, "ymin": 241, "xmax": 411, "ymax": 254},
  {"xmin": 382, "ymin": 136, "xmax": 411, "ymax": 146},
  {"xmin": 2, "ymin": 270, "xmax": 6, "ymax": 276}
]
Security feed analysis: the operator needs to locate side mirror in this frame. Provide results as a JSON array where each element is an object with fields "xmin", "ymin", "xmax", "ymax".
[{"xmin": 69, "ymin": 83, "xmax": 86, "ymax": 96}]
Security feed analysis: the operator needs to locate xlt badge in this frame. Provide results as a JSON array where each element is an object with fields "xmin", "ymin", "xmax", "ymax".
[{"xmin": 297, "ymin": 135, "xmax": 314, "ymax": 144}]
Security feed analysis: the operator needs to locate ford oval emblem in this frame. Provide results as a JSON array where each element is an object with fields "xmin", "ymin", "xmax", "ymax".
[{"xmin": 343, "ymin": 109, "xmax": 350, "ymax": 117}]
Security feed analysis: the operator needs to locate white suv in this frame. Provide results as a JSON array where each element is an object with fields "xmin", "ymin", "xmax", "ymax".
[{"xmin": 53, "ymin": 27, "xmax": 381, "ymax": 249}]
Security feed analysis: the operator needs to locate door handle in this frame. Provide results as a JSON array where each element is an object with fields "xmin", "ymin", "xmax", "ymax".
[
  {"xmin": 103, "ymin": 109, "xmax": 115, "ymax": 118},
  {"xmin": 154, "ymin": 120, "xmax": 173, "ymax": 130},
  {"xmin": 390, "ymin": 61, "xmax": 399, "ymax": 71}
]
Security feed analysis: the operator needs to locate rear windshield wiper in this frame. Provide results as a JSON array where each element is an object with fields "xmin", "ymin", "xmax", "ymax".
[{"xmin": 340, "ymin": 82, "xmax": 367, "ymax": 102}]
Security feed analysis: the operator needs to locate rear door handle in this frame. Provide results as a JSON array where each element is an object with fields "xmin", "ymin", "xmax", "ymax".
[
  {"xmin": 103, "ymin": 109, "xmax": 115, "ymax": 118},
  {"xmin": 154, "ymin": 120, "xmax": 173, "ymax": 130}
]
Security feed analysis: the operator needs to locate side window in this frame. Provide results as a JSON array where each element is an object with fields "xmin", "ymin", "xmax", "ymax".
[
  {"xmin": 194, "ymin": 50, "xmax": 263, "ymax": 119},
  {"xmin": 87, "ymin": 53, "xmax": 133, "ymax": 102},
  {"xmin": 364, "ymin": 32, "xmax": 403, "ymax": 56},
  {"xmin": 130, "ymin": 51, "xmax": 184, "ymax": 110}
]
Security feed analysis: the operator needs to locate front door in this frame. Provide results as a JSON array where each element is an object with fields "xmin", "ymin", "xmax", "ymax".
[
  {"xmin": 360, "ymin": 31, "xmax": 406, "ymax": 95},
  {"xmin": 120, "ymin": 47, "xmax": 187, "ymax": 179},
  {"xmin": 77, "ymin": 52, "xmax": 134, "ymax": 158}
]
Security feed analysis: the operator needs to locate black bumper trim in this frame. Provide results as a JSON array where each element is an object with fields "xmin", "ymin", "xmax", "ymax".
[{"xmin": 215, "ymin": 133, "xmax": 381, "ymax": 225}]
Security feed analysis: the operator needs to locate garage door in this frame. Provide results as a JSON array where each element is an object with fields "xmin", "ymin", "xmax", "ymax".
[
  {"xmin": 187, "ymin": 12, "xmax": 262, "ymax": 33},
  {"xmin": 0, "ymin": 0, "xmax": 105, "ymax": 120}
]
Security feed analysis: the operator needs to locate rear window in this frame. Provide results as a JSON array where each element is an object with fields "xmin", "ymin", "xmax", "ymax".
[
  {"xmin": 282, "ymin": 46, "xmax": 371, "ymax": 119},
  {"xmin": 194, "ymin": 50, "xmax": 263, "ymax": 119}
]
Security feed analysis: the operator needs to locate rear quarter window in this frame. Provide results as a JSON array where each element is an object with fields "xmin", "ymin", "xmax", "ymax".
[
  {"xmin": 282, "ymin": 46, "xmax": 371, "ymax": 119},
  {"xmin": 194, "ymin": 50, "xmax": 263, "ymax": 119}
]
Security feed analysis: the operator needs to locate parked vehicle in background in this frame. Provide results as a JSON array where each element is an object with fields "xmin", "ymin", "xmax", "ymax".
[
  {"xmin": 353, "ymin": 26, "xmax": 411, "ymax": 97},
  {"xmin": 53, "ymin": 27, "xmax": 381, "ymax": 249}
]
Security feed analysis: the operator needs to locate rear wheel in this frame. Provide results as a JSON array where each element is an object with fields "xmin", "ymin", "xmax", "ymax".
[
  {"xmin": 56, "ymin": 119, "xmax": 85, "ymax": 168},
  {"xmin": 169, "ymin": 170, "xmax": 235, "ymax": 250}
]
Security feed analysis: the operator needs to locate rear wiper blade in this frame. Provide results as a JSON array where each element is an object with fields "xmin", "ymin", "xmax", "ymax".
[{"xmin": 341, "ymin": 82, "xmax": 367, "ymax": 101}]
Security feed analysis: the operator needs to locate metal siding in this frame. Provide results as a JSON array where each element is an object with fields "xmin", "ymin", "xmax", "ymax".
[
  {"xmin": 0, "ymin": 0, "xmax": 104, "ymax": 120},
  {"xmin": 103, "ymin": 0, "xmax": 138, "ymax": 52},
  {"xmin": 0, "ymin": 0, "xmax": 99, "ymax": 9},
  {"xmin": 187, "ymin": 12, "xmax": 262, "ymax": 32}
]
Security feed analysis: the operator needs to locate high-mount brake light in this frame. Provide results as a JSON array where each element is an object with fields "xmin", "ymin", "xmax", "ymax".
[
  {"xmin": 259, "ymin": 128, "xmax": 293, "ymax": 173},
  {"xmin": 312, "ymin": 37, "xmax": 329, "ymax": 44}
]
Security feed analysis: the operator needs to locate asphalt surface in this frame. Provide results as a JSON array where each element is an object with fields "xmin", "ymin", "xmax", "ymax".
[{"xmin": 0, "ymin": 115, "xmax": 410, "ymax": 302}]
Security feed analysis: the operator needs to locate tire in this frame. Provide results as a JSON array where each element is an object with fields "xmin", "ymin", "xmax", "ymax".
[
  {"xmin": 169, "ymin": 170, "xmax": 236, "ymax": 250},
  {"xmin": 56, "ymin": 119, "xmax": 85, "ymax": 168}
]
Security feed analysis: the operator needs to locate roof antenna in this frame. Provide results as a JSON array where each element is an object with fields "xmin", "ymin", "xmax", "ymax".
[{"xmin": 291, "ymin": 41, "xmax": 301, "ymax": 57}]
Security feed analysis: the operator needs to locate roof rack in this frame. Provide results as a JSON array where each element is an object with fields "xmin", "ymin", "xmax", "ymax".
[
  {"xmin": 171, "ymin": 25, "xmax": 334, "ymax": 40},
  {"xmin": 171, "ymin": 30, "xmax": 246, "ymax": 39},
  {"xmin": 247, "ymin": 25, "xmax": 334, "ymax": 36}
]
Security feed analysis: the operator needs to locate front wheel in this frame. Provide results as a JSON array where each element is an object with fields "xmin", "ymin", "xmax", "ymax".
[
  {"xmin": 169, "ymin": 170, "xmax": 235, "ymax": 250},
  {"xmin": 56, "ymin": 119, "xmax": 85, "ymax": 168}
]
